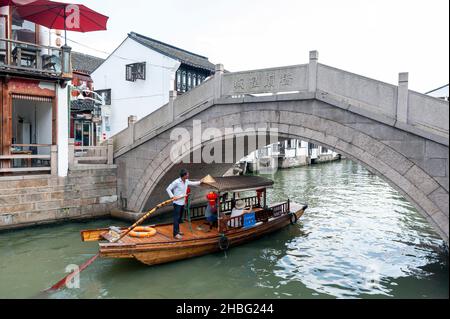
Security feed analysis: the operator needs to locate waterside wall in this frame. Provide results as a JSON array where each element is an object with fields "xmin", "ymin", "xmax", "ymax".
[{"xmin": 0, "ymin": 167, "xmax": 118, "ymax": 230}]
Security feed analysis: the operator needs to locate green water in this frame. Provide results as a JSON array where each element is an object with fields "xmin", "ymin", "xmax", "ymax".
[{"xmin": 0, "ymin": 160, "xmax": 448, "ymax": 299}]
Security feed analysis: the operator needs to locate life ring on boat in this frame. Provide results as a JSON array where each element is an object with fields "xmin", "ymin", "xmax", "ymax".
[
  {"xmin": 289, "ymin": 213, "xmax": 298, "ymax": 225},
  {"xmin": 218, "ymin": 235, "xmax": 230, "ymax": 251},
  {"xmin": 129, "ymin": 226, "xmax": 157, "ymax": 238}
]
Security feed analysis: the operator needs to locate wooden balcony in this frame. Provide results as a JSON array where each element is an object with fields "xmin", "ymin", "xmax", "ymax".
[
  {"xmin": 0, "ymin": 38, "xmax": 72, "ymax": 79},
  {"xmin": 0, "ymin": 144, "xmax": 57, "ymax": 176}
]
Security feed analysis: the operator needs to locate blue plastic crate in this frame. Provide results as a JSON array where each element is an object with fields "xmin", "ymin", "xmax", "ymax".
[{"xmin": 243, "ymin": 212, "xmax": 256, "ymax": 228}]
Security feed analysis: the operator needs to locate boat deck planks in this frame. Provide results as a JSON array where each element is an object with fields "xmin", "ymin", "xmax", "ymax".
[{"xmin": 103, "ymin": 220, "xmax": 220, "ymax": 245}]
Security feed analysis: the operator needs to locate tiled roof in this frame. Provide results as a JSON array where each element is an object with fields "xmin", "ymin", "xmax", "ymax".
[
  {"xmin": 70, "ymin": 99, "xmax": 96, "ymax": 111},
  {"xmin": 71, "ymin": 52, "xmax": 105, "ymax": 75},
  {"xmin": 128, "ymin": 32, "xmax": 215, "ymax": 72}
]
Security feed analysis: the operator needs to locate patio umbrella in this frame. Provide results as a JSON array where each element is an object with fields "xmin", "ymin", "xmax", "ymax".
[
  {"xmin": 13, "ymin": 0, "xmax": 108, "ymax": 45},
  {"xmin": 0, "ymin": 0, "xmax": 35, "ymax": 6}
]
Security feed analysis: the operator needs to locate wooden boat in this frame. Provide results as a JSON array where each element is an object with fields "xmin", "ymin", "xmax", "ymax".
[{"xmin": 81, "ymin": 176, "xmax": 307, "ymax": 266}]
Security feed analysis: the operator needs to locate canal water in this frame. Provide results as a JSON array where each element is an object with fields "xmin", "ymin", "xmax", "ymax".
[{"xmin": 0, "ymin": 160, "xmax": 448, "ymax": 299}]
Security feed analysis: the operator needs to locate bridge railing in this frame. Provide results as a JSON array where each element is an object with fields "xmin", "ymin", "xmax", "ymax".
[
  {"xmin": 316, "ymin": 64, "xmax": 449, "ymax": 141},
  {"xmin": 408, "ymin": 90, "xmax": 449, "ymax": 138},
  {"xmin": 112, "ymin": 50, "xmax": 449, "ymax": 155},
  {"xmin": 134, "ymin": 103, "xmax": 171, "ymax": 141},
  {"xmin": 174, "ymin": 77, "xmax": 214, "ymax": 117},
  {"xmin": 317, "ymin": 64, "xmax": 398, "ymax": 119},
  {"xmin": 68, "ymin": 138, "xmax": 114, "ymax": 168}
]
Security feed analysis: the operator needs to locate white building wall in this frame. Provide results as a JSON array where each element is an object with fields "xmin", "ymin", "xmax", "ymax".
[
  {"xmin": 57, "ymin": 84, "xmax": 69, "ymax": 177},
  {"xmin": 91, "ymin": 38, "xmax": 181, "ymax": 138}
]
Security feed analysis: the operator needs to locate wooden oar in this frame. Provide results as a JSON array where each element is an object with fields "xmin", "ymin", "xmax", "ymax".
[
  {"xmin": 44, "ymin": 253, "xmax": 100, "ymax": 292},
  {"xmin": 113, "ymin": 196, "xmax": 183, "ymax": 242},
  {"xmin": 44, "ymin": 196, "xmax": 182, "ymax": 293}
]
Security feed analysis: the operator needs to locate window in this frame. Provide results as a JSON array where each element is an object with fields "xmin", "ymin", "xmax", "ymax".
[
  {"xmin": 321, "ymin": 147, "xmax": 328, "ymax": 153},
  {"xmin": 176, "ymin": 71, "xmax": 181, "ymax": 90},
  {"xmin": 0, "ymin": 15, "xmax": 6, "ymax": 63},
  {"xmin": 96, "ymin": 89, "xmax": 111, "ymax": 105},
  {"xmin": 187, "ymin": 72, "xmax": 192, "ymax": 89},
  {"xmin": 125, "ymin": 62, "xmax": 146, "ymax": 82},
  {"xmin": 104, "ymin": 116, "xmax": 110, "ymax": 132},
  {"xmin": 181, "ymin": 71, "xmax": 187, "ymax": 92},
  {"xmin": 288, "ymin": 139, "xmax": 296, "ymax": 149},
  {"xmin": 174, "ymin": 66, "xmax": 212, "ymax": 93}
]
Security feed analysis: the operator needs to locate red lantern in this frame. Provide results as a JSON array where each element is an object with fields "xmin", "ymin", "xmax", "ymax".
[
  {"xmin": 71, "ymin": 89, "xmax": 80, "ymax": 97},
  {"xmin": 206, "ymin": 192, "xmax": 218, "ymax": 208}
]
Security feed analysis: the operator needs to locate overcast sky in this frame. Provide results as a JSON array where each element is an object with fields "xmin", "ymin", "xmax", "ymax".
[{"xmin": 66, "ymin": 0, "xmax": 449, "ymax": 92}]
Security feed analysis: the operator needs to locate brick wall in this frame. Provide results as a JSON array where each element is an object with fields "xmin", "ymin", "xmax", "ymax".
[{"xmin": 0, "ymin": 167, "xmax": 118, "ymax": 230}]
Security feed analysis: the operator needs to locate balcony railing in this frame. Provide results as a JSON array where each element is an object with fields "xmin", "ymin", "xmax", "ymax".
[
  {"xmin": 0, "ymin": 38, "xmax": 71, "ymax": 77},
  {"xmin": 0, "ymin": 144, "xmax": 57, "ymax": 176}
]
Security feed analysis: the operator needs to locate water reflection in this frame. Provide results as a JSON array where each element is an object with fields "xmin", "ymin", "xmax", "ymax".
[
  {"xmin": 264, "ymin": 160, "xmax": 447, "ymax": 298},
  {"xmin": 0, "ymin": 160, "xmax": 447, "ymax": 299}
]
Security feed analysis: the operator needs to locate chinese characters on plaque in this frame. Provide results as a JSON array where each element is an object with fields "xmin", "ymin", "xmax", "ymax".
[{"xmin": 230, "ymin": 69, "xmax": 297, "ymax": 94}]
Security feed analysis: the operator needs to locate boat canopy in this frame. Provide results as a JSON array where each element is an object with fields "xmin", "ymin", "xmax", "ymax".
[{"xmin": 201, "ymin": 175, "xmax": 274, "ymax": 193}]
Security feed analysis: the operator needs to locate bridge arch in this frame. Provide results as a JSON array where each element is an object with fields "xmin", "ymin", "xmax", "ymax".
[{"xmin": 115, "ymin": 99, "xmax": 449, "ymax": 242}]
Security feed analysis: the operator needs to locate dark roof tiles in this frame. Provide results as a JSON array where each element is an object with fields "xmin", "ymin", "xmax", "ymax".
[
  {"xmin": 128, "ymin": 32, "xmax": 215, "ymax": 72},
  {"xmin": 71, "ymin": 52, "xmax": 105, "ymax": 75}
]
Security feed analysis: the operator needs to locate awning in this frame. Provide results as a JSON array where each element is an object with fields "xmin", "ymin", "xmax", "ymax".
[
  {"xmin": 201, "ymin": 176, "xmax": 274, "ymax": 192},
  {"xmin": 11, "ymin": 94, "xmax": 53, "ymax": 103}
]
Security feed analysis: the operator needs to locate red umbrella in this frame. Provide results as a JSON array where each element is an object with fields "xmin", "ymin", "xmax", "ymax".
[
  {"xmin": 0, "ymin": 0, "xmax": 36, "ymax": 6},
  {"xmin": 14, "ymin": 0, "xmax": 108, "ymax": 45}
]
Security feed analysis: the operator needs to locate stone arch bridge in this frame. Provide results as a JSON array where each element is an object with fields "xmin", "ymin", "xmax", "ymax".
[{"xmin": 112, "ymin": 51, "xmax": 449, "ymax": 242}]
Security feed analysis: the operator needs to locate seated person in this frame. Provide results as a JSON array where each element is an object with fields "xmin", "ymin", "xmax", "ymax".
[
  {"xmin": 197, "ymin": 192, "xmax": 223, "ymax": 232},
  {"xmin": 228, "ymin": 200, "xmax": 253, "ymax": 228},
  {"xmin": 204, "ymin": 202, "xmax": 217, "ymax": 231}
]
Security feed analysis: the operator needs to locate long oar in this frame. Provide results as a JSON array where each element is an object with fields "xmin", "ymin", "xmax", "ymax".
[
  {"xmin": 44, "ymin": 253, "xmax": 100, "ymax": 292},
  {"xmin": 44, "ymin": 196, "xmax": 182, "ymax": 293},
  {"xmin": 113, "ymin": 196, "xmax": 183, "ymax": 242}
]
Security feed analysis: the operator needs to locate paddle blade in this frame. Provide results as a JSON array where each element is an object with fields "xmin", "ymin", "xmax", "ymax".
[{"xmin": 44, "ymin": 253, "xmax": 99, "ymax": 292}]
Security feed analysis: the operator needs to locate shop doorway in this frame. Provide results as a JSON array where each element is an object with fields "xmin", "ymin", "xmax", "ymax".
[{"xmin": 11, "ymin": 96, "xmax": 53, "ymax": 167}]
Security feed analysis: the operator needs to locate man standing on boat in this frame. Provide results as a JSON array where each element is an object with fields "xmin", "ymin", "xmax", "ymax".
[{"xmin": 166, "ymin": 169, "xmax": 204, "ymax": 239}]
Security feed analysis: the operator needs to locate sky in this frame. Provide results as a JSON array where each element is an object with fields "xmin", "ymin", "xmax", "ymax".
[{"xmin": 65, "ymin": 0, "xmax": 449, "ymax": 93}]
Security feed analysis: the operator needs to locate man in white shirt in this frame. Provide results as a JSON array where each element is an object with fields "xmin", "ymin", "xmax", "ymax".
[{"xmin": 166, "ymin": 169, "xmax": 203, "ymax": 239}]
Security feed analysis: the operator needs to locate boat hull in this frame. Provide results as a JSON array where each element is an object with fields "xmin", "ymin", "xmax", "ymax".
[{"xmin": 98, "ymin": 205, "xmax": 306, "ymax": 266}]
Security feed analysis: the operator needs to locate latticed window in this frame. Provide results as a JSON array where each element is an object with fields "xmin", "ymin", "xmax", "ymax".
[
  {"xmin": 175, "ymin": 66, "xmax": 211, "ymax": 93},
  {"xmin": 126, "ymin": 62, "xmax": 146, "ymax": 82},
  {"xmin": 176, "ymin": 71, "xmax": 181, "ymax": 90},
  {"xmin": 187, "ymin": 72, "xmax": 192, "ymax": 89},
  {"xmin": 181, "ymin": 71, "xmax": 187, "ymax": 92}
]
